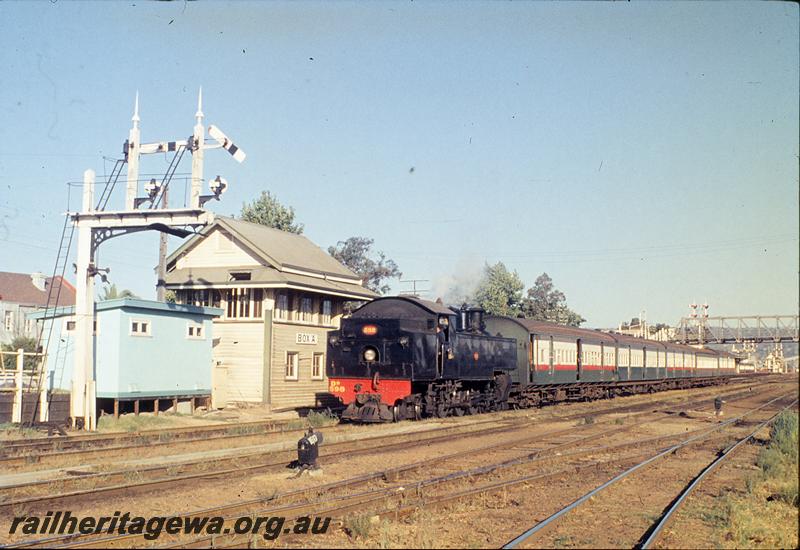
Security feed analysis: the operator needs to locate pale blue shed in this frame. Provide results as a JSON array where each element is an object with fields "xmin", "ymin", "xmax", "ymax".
[{"xmin": 32, "ymin": 299, "xmax": 222, "ymax": 416}]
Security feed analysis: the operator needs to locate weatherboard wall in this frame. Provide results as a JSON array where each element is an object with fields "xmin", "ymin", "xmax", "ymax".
[{"xmin": 36, "ymin": 300, "xmax": 219, "ymax": 399}]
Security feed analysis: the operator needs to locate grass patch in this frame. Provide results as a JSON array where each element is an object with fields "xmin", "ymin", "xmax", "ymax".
[
  {"xmin": 225, "ymin": 424, "xmax": 264, "ymax": 436},
  {"xmin": 306, "ymin": 409, "xmax": 339, "ymax": 428},
  {"xmin": 97, "ymin": 414, "xmax": 175, "ymax": 433},
  {"xmin": 0, "ymin": 422, "xmax": 43, "ymax": 440},
  {"xmin": 342, "ymin": 514, "xmax": 374, "ymax": 539},
  {"xmin": 702, "ymin": 411, "xmax": 798, "ymax": 548}
]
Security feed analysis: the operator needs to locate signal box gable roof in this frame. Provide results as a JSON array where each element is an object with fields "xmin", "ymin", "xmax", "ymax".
[
  {"xmin": 352, "ymin": 296, "xmax": 454, "ymax": 319},
  {"xmin": 167, "ymin": 217, "xmax": 364, "ymax": 281},
  {"xmin": 166, "ymin": 217, "xmax": 379, "ymax": 299}
]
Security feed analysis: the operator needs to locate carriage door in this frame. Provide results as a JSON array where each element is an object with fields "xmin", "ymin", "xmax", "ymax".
[
  {"xmin": 548, "ymin": 337, "xmax": 554, "ymax": 377},
  {"xmin": 642, "ymin": 347, "xmax": 647, "ymax": 378},
  {"xmin": 627, "ymin": 345, "xmax": 632, "ymax": 380},
  {"xmin": 576, "ymin": 339, "xmax": 583, "ymax": 381},
  {"xmin": 529, "ymin": 334, "xmax": 535, "ymax": 383}
]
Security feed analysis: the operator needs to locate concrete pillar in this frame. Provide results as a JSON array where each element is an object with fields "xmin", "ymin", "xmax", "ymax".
[{"xmin": 72, "ymin": 169, "xmax": 96, "ymax": 429}]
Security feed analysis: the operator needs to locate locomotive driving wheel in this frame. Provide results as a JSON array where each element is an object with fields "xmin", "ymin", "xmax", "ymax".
[{"xmin": 436, "ymin": 402, "xmax": 448, "ymax": 418}]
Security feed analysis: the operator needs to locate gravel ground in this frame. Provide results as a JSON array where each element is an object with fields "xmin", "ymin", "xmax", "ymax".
[{"xmin": 0, "ymin": 377, "xmax": 794, "ymax": 548}]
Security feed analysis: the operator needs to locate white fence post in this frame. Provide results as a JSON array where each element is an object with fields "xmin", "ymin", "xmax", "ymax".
[
  {"xmin": 12, "ymin": 348, "xmax": 23, "ymax": 424},
  {"xmin": 39, "ymin": 364, "xmax": 49, "ymax": 423}
]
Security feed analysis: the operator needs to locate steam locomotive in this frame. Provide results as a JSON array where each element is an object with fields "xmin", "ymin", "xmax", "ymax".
[{"xmin": 326, "ymin": 296, "xmax": 737, "ymax": 422}]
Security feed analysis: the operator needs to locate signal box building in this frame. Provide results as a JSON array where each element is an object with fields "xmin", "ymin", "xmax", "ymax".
[{"xmin": 165, "ymin": 216, "xmax": 377, "ymax": 411}]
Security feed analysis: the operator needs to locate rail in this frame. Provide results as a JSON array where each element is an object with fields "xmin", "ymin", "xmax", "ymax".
[
  {"xmin": 502, "ymin": 392, "xmax": 794, "ymax": 548},
  {"xmin": 640, "ymin": 399, "xmax": 799, "ymax": 548}
]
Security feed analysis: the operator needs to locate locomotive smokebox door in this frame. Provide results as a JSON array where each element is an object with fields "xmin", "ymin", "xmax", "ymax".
[{"xmin": 297, "ymin": 428, "xmax": 324, "ymax": 468}]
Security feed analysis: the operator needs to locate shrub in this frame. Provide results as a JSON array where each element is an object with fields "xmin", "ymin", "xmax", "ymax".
[{"xmin": 307, "ymin": 409, "xmax": 339, "ymax": 428}]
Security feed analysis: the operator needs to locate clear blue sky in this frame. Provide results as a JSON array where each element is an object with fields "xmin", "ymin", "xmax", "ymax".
[{"xmin": 0, "ymin": 1, "xmax": 797, "ymax": 328}]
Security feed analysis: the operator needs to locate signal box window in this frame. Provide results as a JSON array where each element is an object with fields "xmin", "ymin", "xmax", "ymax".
[
  {"xmin": 320, "ymin": 300, "xmax": 332, "ymax": 325},
  {"xmin": 285, "ymin": 351, "xmax": 299, "ymax": 380},
  {"xmin": 275, "ymin": 293, "xmax": 288, "ymax": 321},
  {"xmin": 312, "ymin": 353, "xmax": 324, "ymax": 380},
  {"xmin": 300, "ymin": 297, "xmax": 313, "ymax": 323}
]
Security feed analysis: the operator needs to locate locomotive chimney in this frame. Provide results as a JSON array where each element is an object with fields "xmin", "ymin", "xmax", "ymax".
[
  {"xmin": 470, "ymin": 308, "xmax": 484, "ymax": 333},
  {"xmin": 460, "ymin": 305, "xmax": 485, "ymax": 333}
]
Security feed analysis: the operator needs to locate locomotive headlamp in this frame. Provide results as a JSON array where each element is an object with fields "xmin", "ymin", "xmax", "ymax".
[
  {"xmin": 362, "ymin": 325, "xmax": 378, "ymax": 336},
  {"xmin": 399, "ymin": 336, "xmax": 410, "ymax": 347},
  {"xmin": 363, "ymin": 348, "xmax": 378, "ymax": 362},
  {"xmin": 328, "ymin": 335, "xmax": 340, "ymax": 346}
]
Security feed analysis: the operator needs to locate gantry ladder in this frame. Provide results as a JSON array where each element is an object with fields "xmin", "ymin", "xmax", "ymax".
[{"xmin": 23, "ymin": 213, "xmax": 76, "ymax": 427}]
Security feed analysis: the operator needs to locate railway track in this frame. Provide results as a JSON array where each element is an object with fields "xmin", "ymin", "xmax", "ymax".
[
  {"xmin": 0, "ymin": 374, "xmax": 772, "ymax": 463},
  {"xmin": 161, "ymin": 387, "xmax": 798, "ymax": 549},
  {"xmin": 638, "ymin": 408, "xmax": 793, "ymax": 549},
  {"xmin": 0, "ymin": 418, "xmax": 305, "ymax": 460},
  {"xmin": 1, "ymin": 377, "xmax": 777, "ymax": 474},
  {"xmin": 501, "ymin": 393, "xmax": 799, "ymax": 549},
  {"xmin": 0, "ymin": 381, "xmax": 772, "ymax": 509},
  {"xmin": 3, "ymin": 383, "xmax": 790, "ymax": 549}
]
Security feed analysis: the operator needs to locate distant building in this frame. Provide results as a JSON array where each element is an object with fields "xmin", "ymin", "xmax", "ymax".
[
  {"xmin": 615, "ymin": 318, "xmax": 676, "ymax": 342},
  {"xmin": 0, "ymin": 271, "xmax": 76, "ymax": 345},
  {"xmin": 32, "ymin": 299, "xmax": 221, "ymax": 416},
  {"xmin": 165, "ymin": 216, "xmax": 377, "ymax": 411}
]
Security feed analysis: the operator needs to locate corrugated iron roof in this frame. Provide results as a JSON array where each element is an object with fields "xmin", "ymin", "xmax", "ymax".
[
  {"xmin": 0, "ymin": 272, "xmax": 75, "ymax": 307},
  {"xmin": 165, "ymin": 266, "xmax": 378, "ymax": 300}
]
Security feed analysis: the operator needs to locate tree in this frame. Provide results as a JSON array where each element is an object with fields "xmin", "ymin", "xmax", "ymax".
[
  {"xmin": 472, "ymin": 262, "xmax": 525, "ymax": 317},
  {"xmin": 328, "ymin": 237, "xmax": 401, "ymax": 295},
  {"xmin": 521, "ymin": 273, "xmax": 585, "ymax": 327},
  {"xmin": 99, "ymin": 284, "xmax": 137, "ymax": 301},
  {"xmin": 1, "ymin": 336, "xmax": 38, "ymax": 370},
  {"xmin": 240, "ymin": 191, "xmax": 304, "ymax": 234}
]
